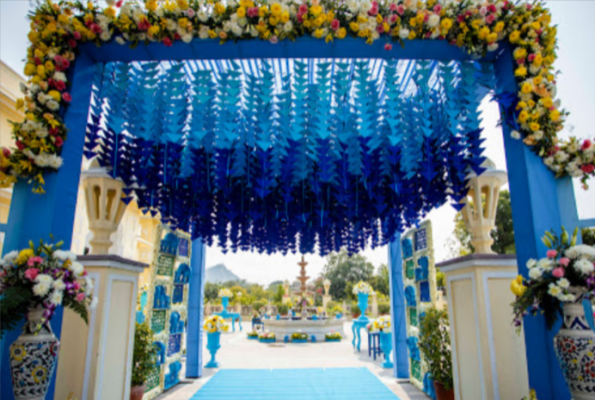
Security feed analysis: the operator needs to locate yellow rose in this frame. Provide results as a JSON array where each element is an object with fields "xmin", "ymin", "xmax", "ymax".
[
  {"xmin": 541, "ymin": 97, "xmax": 553, "ymax": 108},
  {"xmin": 510, "ymin": 275, "xmax": 526, "ymax": 297},
  {"xmin": 259, "ymin": 6, "xmax": 269, "ymax": 18},
  {"xmin": 529, "ymin": 122, "xmax": 540, "ymax": 131},
  {"xmin": 237, "ymin": 7, "xmax": 246, "ymax": 18},
  {"xmin": 533, "ymin": 54, "xmax": 543, "ymax": 66},
  {"xmin": 325, "ymin": 33, "xmax": 333, "ymax": 43},
  {"xmin": 24, "ymin": 63, "xmax": 37, "ymax": 77},
  {"xmin": 486, "ymin": 32, "xmax": 498, "ymax": 43},
  {"xmin": 49, "ymin": 90, "xmax": 61, "ymax": 102},
  {"xmin": 509, "ymin": 30, "xmax": 520, "ymax": 43},
  {"xmin": 208, "ymin": 30, "xmax": 217, "ymax": 38},
  {"xmin": 550, "ymin": 109, "xmax": 560, "ymax": 122},
  {"xmin": 148, "ymin": 25, "xmax": 160, "ymax": 37},
  {"xmin": 514, "ymin": 66, "xmax": 527, "ymax": 78},
  {"xmin": 415, "ymin": 13, "xmax": 424, "ymax": 24},
  {"xmin": 215, "ymin": 3, "xmax": 226, "ymax": 15},
  {"xmin": 269, "ymin": 15, "xmax": 279, "ymax": 26},
  {"xmin": 281, "ymin": 12, "xmax": 290, "ymax": 23},
  {"xmin": 37, "ymin": 65, "xmax": 46, "ymax": 78},
  {"xmin": 441, "ymin": 18, "xmax": 453, "ymax": 30},
  {"xmin": 350, "ymin": 22, "xmax": 359, "ymax": 32},
  {"xmin": 408, "ymin": 30, "xmax": 416, "ymax": 40},
  {"xmin": 494, "ymin": 21, "xmax": 504, "ymax": 33},
  {"xmin": 313, "ymin": 28, "xmax": 324, "ymax": 38},
  {"xmin": 146, "ymin": 0, "xmax": 158, "ymax": 12},
  {"xmin": 177, "ymin": 0, "xmax": 189, "ymax": 9},
  {"xmin": 478, "ymin": 27, "xmax": 490, "ymax": 40},
  {"xmin": 310, "ymin": 5, "xmax": 322, "ymax": 16},
  {"xmin": 104, "ymin": 7, "xmax": 116, "ymax": 18},
  {"xmin": 336, "ymin": 27, "xmax": 347, "ymax": 39},
  {"xmin": 521, "ymin": 82, "xmax": 533, "ymax": 94},
  {"xmin": 271, "ymin": 3, "xmax": 282, "ymax": 16},
  {"xmin": 376, "ymin": 14, "xmax": 383, "ymax": 24},
  {"xmin": 518, "ymin": 110, "xmax": 529, "ymax": 123}
]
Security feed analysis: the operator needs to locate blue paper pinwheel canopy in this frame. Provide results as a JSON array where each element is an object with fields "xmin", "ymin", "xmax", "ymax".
[{"xmin": 85, "ymin": 58, "xmax": 490, "ymax": 256}]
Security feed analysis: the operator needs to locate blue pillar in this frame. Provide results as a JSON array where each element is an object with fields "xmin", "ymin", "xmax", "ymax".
[
  {"xmin": 0, "ymin": 51, "xmax": 96, "ymax": 400},
  {"xmin": 186, "ymin": 239, "xmax": 206, "ymax": 378},
  {"xmin": 494, "ymin": 46, "xmax": 578, "ymax": 400},
  {"xmin": 388, "ymin": 236, "xmax": 409, "ymax": 379}
]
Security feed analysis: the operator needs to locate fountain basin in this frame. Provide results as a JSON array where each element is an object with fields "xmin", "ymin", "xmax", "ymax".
[{"xmin": 263, "ymin": 318, "xmax": 344, "ymax": 341}]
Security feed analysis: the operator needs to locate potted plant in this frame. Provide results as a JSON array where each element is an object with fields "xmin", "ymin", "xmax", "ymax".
[
  {"xmin": 203, "ymin": 315, "xmax": 229, "ymax": 368},
  {"xmin": 247, "ymin": 331, "xmax": 259, "ymax": 340},
  {"xmin": 418, "ymin": 307, "xmax": 453, "ymax": 400},
  {"xmin": 258, "ymin": 331, "xmax": 276, "ymax": 343},
  {"xmin": 291, "ymin": 331, "xmax": 309, "ymax": 343},
  {"xmin": 130, "ymin": 322, "xmax": 157, "ymax": 400},
  {"xmin": 0, "ymin": 240, "xmax": 97, "ymax": 400},
  {"xmin": 511, "ymin": 228, "xmax": 595, "ymax": 399},
  {"xmin": 325, "ymin": 332, "xmax": 342, "ymax": 342},
  {"xmin": 352, "ymin": 281, "xmax": 373, "ymax": 321}
]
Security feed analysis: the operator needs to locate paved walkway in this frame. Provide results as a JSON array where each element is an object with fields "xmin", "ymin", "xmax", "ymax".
[{"xmin": 156, "ymin": 321, "xmax": 428, "ymax": 400}]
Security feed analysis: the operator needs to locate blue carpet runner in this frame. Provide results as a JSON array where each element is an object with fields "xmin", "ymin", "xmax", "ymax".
[{"xmin": 190, "ymin": 368, "xmax": 400, "ymax": 400}]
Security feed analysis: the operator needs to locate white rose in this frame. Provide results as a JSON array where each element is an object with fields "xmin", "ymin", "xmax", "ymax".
[
  {"xmin": 116, "ymin": 36, "xmax": 126, "ymax": 45},
  {"xmin": 231, "ymin": 23, "xmax": 243, "ymax": 37},
  {"xmin": 166, "ymin": 19, "xmax": 177, "ymax": 31},
  {"xmin": 50, "ymin": 290, "xmax": 64, "ymax": 305},
  {"xmin": 182, "ymin": 33, "xmax": 193, "ymax": 43},
  {"xmin": 347, "ymin": 0, "xmax": 360, "ymax": 14},
  {"xmin": 511, "ymin": 130, "xmax": 521, "ymax": 140},
  {"xmin": 557, "ymin": 278, "xmax": 570, "ymax": 289},
  {"xmin": 46, "ymin": 100, "xmax": 60, "ymax": 111},
  {"xmin": 100, "ymin": 31, "xmax": 112, "ymax": 41},
  {"xmin": 399, "ymin": 28, "xmax": 410, "ymax": 39},
  {"xmin": 487, "ymin": 43, "xmax": 499, "ymax": 52},
  {"xmin": 3, "ymin": 250, "xmax": 18, "ymax": 263},
  {"xmin": 428, "ymin": 14, "xmax": 440, "ymax": 28},
  {"xmin": 566, "ymin": 245, "xmax": 595, "ymax": 260},
  {"xmin": 198, "ymin": 11, "xmax": 208, "ymax": 22},
  {"xmin": 575, "ymin": 258, "xmax": 595, "ymax": 274},
  {"xmin": 47, "ymin": 154, "xmax": 63, "ymax": 169},
  {"xmin": 53, "ymin": 279, "xmax": 66, "ymax": 291},
  {"xmin": 199, "ymin": 25, "xmax": 209, "ymax": 39},
  {"xmin": 33, "ymin": 282, "xmax": 51, "ymax": 297},
  {"xmin": 35, "ymin": 274, "xmax": 54, "ymax": 285},
  {"xmin": 70, "ymin": 261, "xmax": 85, "ymax": 277},
  {"xmin": 284, "ymin": 21, "xmax": 293, "ymax": 33},
  {"xmin": 528, "ymin": 267, "xmax": 543, "ymax": 280}
]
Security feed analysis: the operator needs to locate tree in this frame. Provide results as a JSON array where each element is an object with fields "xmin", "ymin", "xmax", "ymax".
[
  {"xmin": 274, "ymin": 284, "xmax": 284, "ymax": 303},
  {"xmin": 369, "ymin": 264, "xmax": 390, "ymax": 296},
  {"xmin": 449, "ymin": 190, "xmax": 516, "ymax": 256},
  {"xmin": 204, "ymin": 282, "xmax": 219, "ymax": 303},
  {"xmin": 322, "ymin": 249, "xmax": 375, "ymax": 300}
]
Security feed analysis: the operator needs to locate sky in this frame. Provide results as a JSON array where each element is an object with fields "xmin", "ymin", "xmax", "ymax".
[{"xmin": 1, "ymin": 1, "xmax": 593, "ymax": 285}]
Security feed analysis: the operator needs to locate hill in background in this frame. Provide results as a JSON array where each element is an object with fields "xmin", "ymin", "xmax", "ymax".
[{"xmin": 206, "ymin": 263, "xmax": 241, "ymax": 283}]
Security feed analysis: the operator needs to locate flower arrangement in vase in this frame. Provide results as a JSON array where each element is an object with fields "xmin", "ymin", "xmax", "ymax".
[
  {"xmin": 418, "ymin": 308, "xmax": 453, "ymax": 400},
  {"xmin": 291, "ymin": 331, "xmax": 309, "ymax": 343},
  {"xmin": 203, "ymin": 315, "xmax": 229, "ymax": 368},
  {"xmin": 258, "ymin": 331, "xmax": 276, "ymax": 343},
  {"xmin": 511, "ymin": 228, "xmax": 595, "ymax": 399},
  {"xmin": 247, "ymin": 331, "xmax": 259, "ymax": 340},
  {"xmin": 325, "ymin": 332, "xmax": 342, "ymax": 342},
  {"xmin": 352, "ymin": 281, "xmax": 373, "ymax": 320},
  {"xmin": 0, "ymin": 240, "xmax": 97, "ymax": 400},
  {"xmin": 218, "ymin": 288, "xmax": 233, "ymax": 298}
]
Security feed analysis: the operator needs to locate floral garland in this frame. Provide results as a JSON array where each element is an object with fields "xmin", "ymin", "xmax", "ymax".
[{"xmin": 1, "ymin": 0, "xmax": 594, "ymax": 194}]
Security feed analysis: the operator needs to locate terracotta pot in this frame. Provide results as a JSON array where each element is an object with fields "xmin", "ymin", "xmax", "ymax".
[
  {"xmin": 434, "ymin": 381, "xmax": 454, "ymax": 400},
  {"xmin": 130, "ymin": 384, "xmax": 146, "ymax": 400}
]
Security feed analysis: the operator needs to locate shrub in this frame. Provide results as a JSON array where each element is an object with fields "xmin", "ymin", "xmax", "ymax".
[
  {"xmin": 277, "ymin": 303, "xmax": 289, "ymax": 315},
  {"xmin": 131, "ymin": 322, "xmax": 157, "ymax": 387},
  {"xmin": 251, "ymin": 299, "xmax": 268, "ymax": 313},
  {"xmin": 291, "ymin": 332, "xmax": 308, "ymax": 340},
  {"xmin": 418, "ymin": 308, "xmax": 453, "ymax": 390},
  {"xmin": 378, "ymin": 302, "xmax": 391, "ymax": 315}
]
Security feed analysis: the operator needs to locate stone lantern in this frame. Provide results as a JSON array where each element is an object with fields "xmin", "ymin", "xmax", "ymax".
[
  {"xmin": 461, "ymin": 158, "xmax": 508, "ymax": 254},
  {"xmin": 323, "ymin": 279, "xmax": 331, "ymax": 296},
  {"xmin": 81, "ymin": 158, "xmax": 127, "ymax": 254}
]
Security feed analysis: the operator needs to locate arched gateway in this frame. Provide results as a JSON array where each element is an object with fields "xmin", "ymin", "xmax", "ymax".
[{"xmin": 1, "ymin": 2, "xmax": 593, "ymax": 400}]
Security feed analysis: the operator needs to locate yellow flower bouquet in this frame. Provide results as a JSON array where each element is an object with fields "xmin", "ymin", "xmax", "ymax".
[{"xmin": 203, "ymin": 315, "xmax": 229, "ymax": 334}]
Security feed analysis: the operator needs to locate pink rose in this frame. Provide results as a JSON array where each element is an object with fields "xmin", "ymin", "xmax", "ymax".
[
  {"xmin": 433, "ymin": 4, "xmax": 442, "ymax": 13},
  {"xmin": 73, "ymin": 281, "xmax": 81, "ymax": 290},
  {"xmin": 488, "ymin": 4, "xmax": 497, "ymax": 13},
  {"xmin": 369, "ymin": 5, "xmax": 378, "ymax": 16},
  {"xmin": 248, "ymin": 7, "xmax": 259, "ymax": 18},
  {"xmin": 163, "ymin": 37, "xmax": 173, "ymax": 47},
  {"xmin": 583, "ymin": 139, "xmax": 592, "ymax": 151},
  {"xmin": 384, "ymin": 43, "xmax": 393, "ymax": 51},
  {"xmin": 91, "ymin": 24, "xmax": 102, "ymax": 34},
  {"xmin": 16, "ymin": 141, "xmax": 26, "ymax": 151},
  {"xmin": 55, "ymin": 136, "xmax": 64, "ymax": 147},
  {"xmin": 396, "ymin": 5, "xmax": 404, "ymax": 15},
  {"xmin": 69, "ymin": 39, "xmax": 77, "ymax": 48},
  {"xmin": 582, "ymin": 164, "xmax": 595, "ymax": 174},
  {"xmin": 546, "ymin": 250, "xmax": 557, "ymax": 259},
  {"xmin": 269, "ymin": 35, "xmax": 278, "ymax": 44},
  {"xmin": 63, "ymin": 92, "xmax": 72, "ymax": 103},
  {"xmin": 298, "ymin": 4, "xmax": 308, "ymax": 14},
  {"xmin": 2, "ymin": 147, "xmax": 10, "ymax": 157},
  {"xmin": 552, "ymin": 267, "xmax": 565, "ymax": 278},
  {"xmin": 186, "ymin": 8, "xmax": 195, "ymax": 18},
  {"xmin": 76, "ymin": 293, "xmax": 86, "ymax": 302},
  {"xmin": 27, "ymin": 256, "xmax": 43, "ymax": 267},
  {"xmin": 73, "ymin": 31, "xmax": 82, "ymax": 40},
  {"xmin": 24, "ymin": 268, "xmax": 39, "ymax": 281},
  {"xmin": 331, "ymin": 19, "xmax": 340, "ymax": 31},
  {"xmin": 116, "ymin": 0, "xmax": 123, "ymax": 7},
  {"xmin": 390, "ymin": 14, "xmax": 398, "ymax": 23},
  {"xmin": 55, "ymin": 80, "xmax": 66, "ymax": 91},
  {"xmin": 559, "ymin": 257, "xmax": 570, "ymax": 267},
  {"xmin": 479, "ymin": 6, "xmax": 488, "ymax": 16},
  {"xmin": 485, "ymin": 14, "xmax": 495, "ymax": 25},
  {"xmin": 390, "ymin": 3, "xmax": 397, "ymax": 11},
  {"xmin": 528, "ymin": 54, "xmax": 536, "ymax": 62}
]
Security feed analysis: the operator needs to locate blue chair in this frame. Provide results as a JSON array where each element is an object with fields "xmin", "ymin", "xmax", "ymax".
[
  {"xmin": 368, "ymin": 332, "xmax": 383, "ymax": 360},
  {"xmin": 252, "ymin": 317, "xmax": 264, "ymax": 331}
]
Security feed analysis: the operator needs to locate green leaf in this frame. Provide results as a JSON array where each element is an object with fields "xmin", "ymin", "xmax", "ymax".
[{"xmin": 0, "ymin": 287, "xmax": 33, "ymax": 339}]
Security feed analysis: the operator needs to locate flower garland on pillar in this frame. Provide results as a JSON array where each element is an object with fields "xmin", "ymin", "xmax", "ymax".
[{"xmin": 0, "ymin": 0, "xmax": 593, "ymax": 193}]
